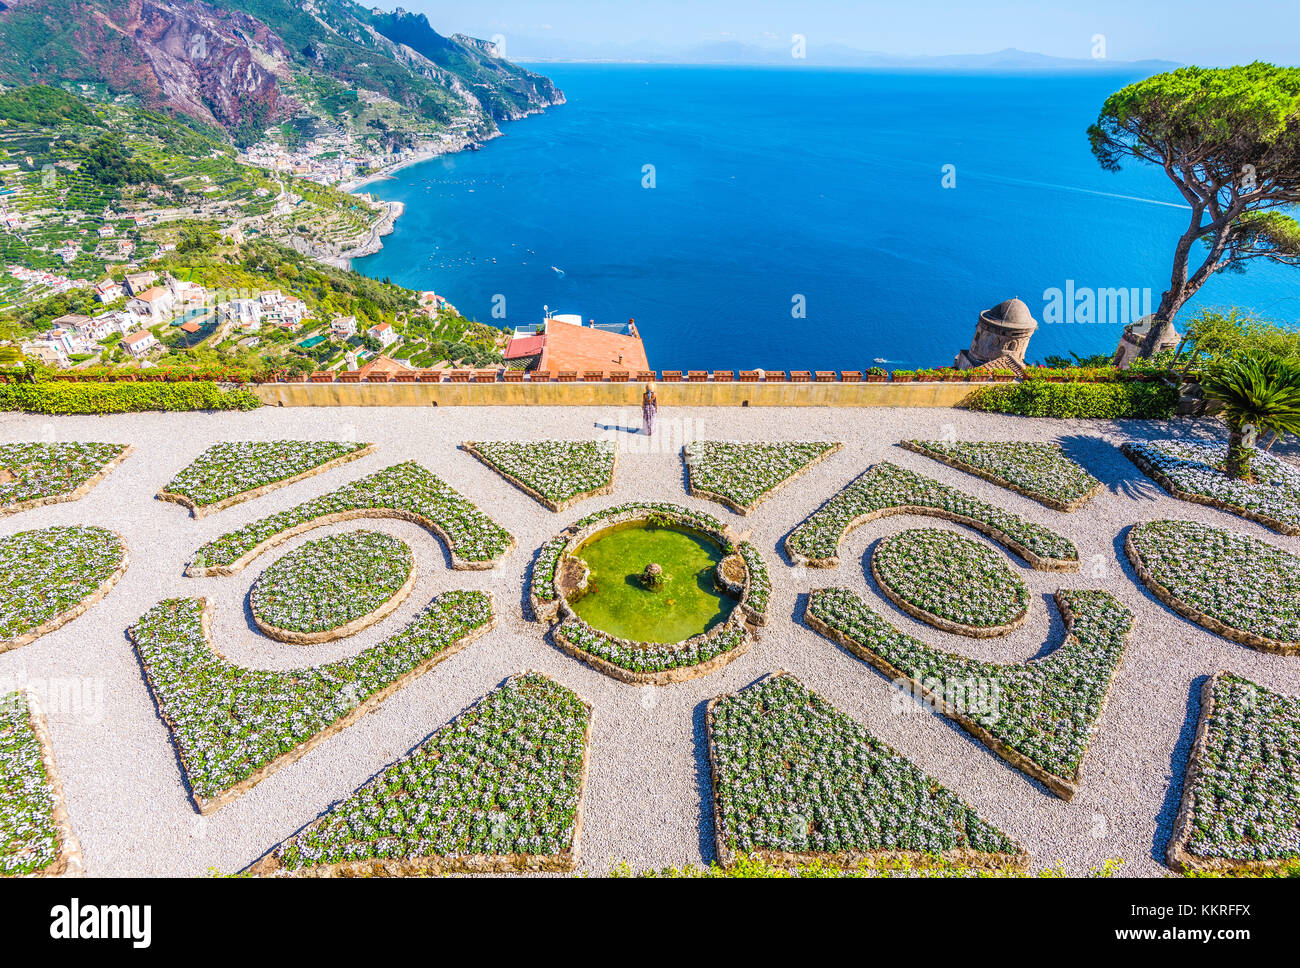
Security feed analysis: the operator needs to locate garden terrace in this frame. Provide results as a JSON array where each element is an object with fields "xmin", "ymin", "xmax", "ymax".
[
  {"xmin": 900, "ymin": 440, "xmax": 1102, "ymax": 512},
  {"xmin": 683, "ymin": 440, "xmax": 842, "ymax": 514},
  {"xmin": 1126, "ymin": 520, "xmax": 1300, "ymax": 655},
  {"xmin": 158, "ymin": 441, "xmax": 375, "ymax": 518},
  {"xmin": 249, "ymin": 531, "xmax": 418, "ymax": 645},
  {"xmin": 805, "ymin": 587, "xmax": 1134, "ymax": 800},
  {"xmin": 462, "ymin": 440, "xmax": 616, "ymax": 511},
  {"xmin": 1168, "ymin": 673, "xmax": 1300, "ymax": 874},
  {"xmin": 248, "ymin": 672, "xmax": 592, "ymax": 876},
  {"xmin": 0, "ymin": 526, "xmax": 128, "ymax": 652},
  {"xmin": 0, "ymin": 442, "xmax": 132, "ymax": 515},
  {"xmin": 785, "ymin": 462, "xmax": 1080, "ymax": 570},
  {"xmin": 187, "ymin": 462, "xmax": 515, "ymax": 576},
  {"xmin": 531, "ymin": 503, "xmax": 765, "ymax": 685},
  {"xmin": 128, "ymin": 592, "xmax": 496, "ymax": 813},
  {"xmin": 706, "ymin": 672, "xmax": 1028, "ymax": 869},
  {"xmin": 0, "ymin": 691, "xmax": 81, "ymax": 877},
  {"xmin": 1123, "ymin": 441, "xmax": 1300, "ymax": 535},
  {"xmin": 870, "ymin": 528, "xmax": 1031, "ymax": 637}
]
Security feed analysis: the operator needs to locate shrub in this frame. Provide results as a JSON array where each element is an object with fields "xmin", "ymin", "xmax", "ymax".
[
  {"xmin": 0, "ymin": 382, "xmax": 261, "ymax": 414},
  {"xmin": 964, "ymin": 380, "xmax": 1177, "ymax": 418}
]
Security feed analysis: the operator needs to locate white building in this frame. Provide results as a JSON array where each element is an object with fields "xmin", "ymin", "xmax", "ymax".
[
  {"xmin": 121, "ymin": 330, "xmax": 158, "ymax": 358},
  {"xmin": 222, "ymin": 298, "xmax": 263, "ymax": 332},
  {"xmin": 94, "ymin": 279, "xmax": 123, "ymax": 303},
  {"xmin": 368, "ymin": 322, "xmax": 399, "ymax": 348},
  {"xmin": 331, "ymin": 315, "xmax": 357, "ymax": 338},
  {"xmin": 128, "ymin": 286, "xmax": 175, "ymax": 323}
]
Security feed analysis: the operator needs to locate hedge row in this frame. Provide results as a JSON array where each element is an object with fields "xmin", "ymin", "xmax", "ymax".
[
  {"xmin": 0, "ymin": 382, "xmax": 261, "ymax": 414},
  {"xmin": 963, "ymin": 380, "xmax": 1178, "ymax": 419}
]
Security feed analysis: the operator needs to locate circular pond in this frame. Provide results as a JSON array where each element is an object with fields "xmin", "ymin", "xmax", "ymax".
[{"xmin": 566, "ymin": 521, "xmax": 737, "ymax": 644}]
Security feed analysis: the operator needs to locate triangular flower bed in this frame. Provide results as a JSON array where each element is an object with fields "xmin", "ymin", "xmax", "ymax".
[
  {"xmin": 901, "ymin": 440, "xmax": 1102, "ymax": 512},
  {"xmin": 159, "ymin": 440, "xmax": 375, "ymax": 518},
  {"xmin": 186, "ymin": 461, "xmax": 514, "ymax": 576},
  {"xmin": 462, "ymin": 440, "xmax": 616, "ymax": 511},
  {"xmin": 129, "ymin": 591, "xmax": 496, "ymax": 813},
  {"xmin": 804, "ymin": 587, "xmax": 1133, "ymax": 800},
  {"xmin": 684, "ymin": 440, "xmax": 842, "ymax": 514},
  {"xmin": 248, "ymin": 672, "xmax": 592, "ymax": 876},
  {"xmin": 1, "ymin": 690, "xmax": 82, "ymax": 877},
  {"xmin": 785, "ymin": 462, "xmax": 1079, "ymax": 571},
  {"xmin": 0, "ymin": 441, "xmax": 132, "ymax": 516},
  {"xmin": 1169, "ymin": 672, "xmax": 1300, "ymax": 874},
  {"xmin": 707, "ymin": 672, "xmax": 1027, "ymax": 869}
]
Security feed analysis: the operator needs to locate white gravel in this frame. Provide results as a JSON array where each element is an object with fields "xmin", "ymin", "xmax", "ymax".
[{"xmin": 1, "ymin": 403, "xmax": 1296, "ymax": 878}]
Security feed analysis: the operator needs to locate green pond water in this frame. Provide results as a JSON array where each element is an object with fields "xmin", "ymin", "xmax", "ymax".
[{"xmin": 569, "ymin": 523, "xmax": 736, "ymax": 644}]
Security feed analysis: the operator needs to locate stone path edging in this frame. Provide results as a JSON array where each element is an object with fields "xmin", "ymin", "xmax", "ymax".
[{"xmin": 18, "ymin": 691, "xmax": 84, "ymax": 878}]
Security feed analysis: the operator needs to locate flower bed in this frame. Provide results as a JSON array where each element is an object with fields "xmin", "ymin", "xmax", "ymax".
[
  {"xmin": 0, "ymin": 526, "xmax": 129, "ymax": 652},
  {"xmin": 248, "ymin": 672, "xmax": 592, "ymax": 876},
  {"xmin": 159, "ymin": 440, "xmax": 374, "ymax": 518},
  {"xmin": 129, "ymin": 591, "xmax": 496, "ymax": 813},
  {"xmin": 1126, "ymin": 520, "xmax": 1299, "ymax": 654},
  {"xmin": 0, "ymin": 691, "xmax": 80, "ymax": 877},
  {"xmin": 187, "ymin": 462, "xmax": 514, "ymax": 576},
  {"xmin": 871, "ymin": 528, "xmax": 1030, "ymax": 637},
  {"xmin": 785, "ymin": 462, "xmax": 1079, "ymax": 571},
  {"xmin": 706, "ymin": 672, "xmax": 1027, "ymax": 868},
  {"xmin": 901, "ymin": 440, "xmax": 1102, "ymax": 512},
  {"xmin": 683, "ymin": 440, "xmax": 842, "ymax": 514},
  {"xmin": 804, "ymin": 587, "xmax": 1133, "ymax": 800},
  {"xmin": 462, "ymin": 440, "xmax": 616, "ymax": 511},
  {"xmin": 0, "ymin": 442, "xmax": 132, "ymax": 515},
  {"xmin": 1123, "ymin": 440, "xmax": 1300, "ymax": 535},
  {"xmin": 250, "ymin": 531, "xmax": 417, "ymax": 644},
  {"xmin": 530, "ymin": 503, "xmax": 764, "ymax": 684},
  {"xmin": 1168, "ymin": 673, "xmax": 1300, "ymax": 873}
]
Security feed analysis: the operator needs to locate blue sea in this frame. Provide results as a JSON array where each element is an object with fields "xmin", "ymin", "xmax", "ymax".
[{"xmin": 352, "ymin": 65, "xmax": 1299, "ymax": 371}]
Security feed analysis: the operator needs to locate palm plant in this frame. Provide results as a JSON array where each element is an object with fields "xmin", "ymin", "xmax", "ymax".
[{"xmin": 1201, "ymin": 355, "xmax": 1300, "ymax": 479}]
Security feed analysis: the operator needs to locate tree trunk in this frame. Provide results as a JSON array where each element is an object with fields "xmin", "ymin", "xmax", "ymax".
[{"xmin": 1225, "ymin": 425, "xmax": 1253, "ymax": 480}]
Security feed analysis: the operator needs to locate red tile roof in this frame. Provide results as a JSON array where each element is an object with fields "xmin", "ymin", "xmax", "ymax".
[
  {"xmin": 539, "ymin": 321, "xmax": 649, "ymax": 373},
  {"xmin": 504, "ymin": 335, "xmax": 544, "ymax": 359}
]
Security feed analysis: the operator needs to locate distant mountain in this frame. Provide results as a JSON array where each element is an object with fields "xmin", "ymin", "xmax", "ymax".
[
  {"xmin": 0, "ymin": 0, "xmax": 564, "ymax": 144},
  {"xmin": 509, "ymin": 37, "xmax": 1180, "ymax": 72}
]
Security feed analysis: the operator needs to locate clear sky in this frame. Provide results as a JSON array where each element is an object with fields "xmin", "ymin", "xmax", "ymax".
[{"xmin": 403, "ymin": 0, "xmax": 1297, "ymax": 65}]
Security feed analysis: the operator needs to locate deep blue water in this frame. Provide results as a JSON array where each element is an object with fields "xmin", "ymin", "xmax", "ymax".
[{"xmin": 353, "ymin": 66, "xmax": 1299, "ymax": 371}]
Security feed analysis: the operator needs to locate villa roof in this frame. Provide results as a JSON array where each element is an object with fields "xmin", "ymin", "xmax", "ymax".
[
  {"xmin": 122, "ymin": 330, "xmax": 153, "ymax": 345},
  {"xmin": 504, "ymin": 335, "xmax": 544, "ymax": 359},
  {"xmin": 134, "ymin": 286, "xmax": 171, "ymax": 303},
  {"xmin": 539, "ymin": 320, "xmax": 649, "ymax": 373},
  {"xmin": 354, "ymin": 355, "xmax": 413, "ymax": 379}
]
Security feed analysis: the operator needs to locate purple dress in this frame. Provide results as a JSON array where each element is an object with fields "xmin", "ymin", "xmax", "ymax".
[{"xmin": 642, "ymin": 395, "xmax": 657, "ymax": 436}]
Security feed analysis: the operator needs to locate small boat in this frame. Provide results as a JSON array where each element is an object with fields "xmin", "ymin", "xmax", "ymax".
[{"xmin": 551, "ymin": 266, "xmax": 565, "ymax": 277}]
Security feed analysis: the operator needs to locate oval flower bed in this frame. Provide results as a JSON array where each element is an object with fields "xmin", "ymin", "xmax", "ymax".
[
  {"xmin": 531, "ymin": 503, "xmax": 767, "ymax": 685},
  {"xmin": 250, "ymin": 530, "xmax": 417, "ymax": 644},
  {"xmin": 0, "ymin": 525, "xmax": 129, "ymax": 652},
  {"xmin": 0, "ymin": 441, "xmax": 132, "ymax": 516},
  {"xmin": 786, "ymin": 462, "xmax": 1079, "ymax": 571},
  {"xmin": 1126, "ymin": 519, "xmax": 1300, "ymax": 654},
  {"xmin": 159, "ymin": 440, "xmax": 375, "ymax": 518},
  {"xmin": 871, "ymin": 528, "xmax": 1031, "ymax": 637}
]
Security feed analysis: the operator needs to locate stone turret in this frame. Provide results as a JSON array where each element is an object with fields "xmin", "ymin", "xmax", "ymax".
[
  {"xmin": 1115, "ymin": 315, "xmax": 1179, "ymax": 369},
  {"xmin": 955, "ymin": 298, "xmax": 1038, "ymax": 370}
]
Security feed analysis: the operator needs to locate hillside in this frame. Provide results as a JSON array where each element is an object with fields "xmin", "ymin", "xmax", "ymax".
[{"xmin": 0, "ymin": 0, "xmax": 564, "ymax": 146}]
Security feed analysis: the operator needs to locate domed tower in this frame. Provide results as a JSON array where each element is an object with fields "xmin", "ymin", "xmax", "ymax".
[{"xmin": 955, "ymin": 298, "xmax": 1039, "ymax": 370}]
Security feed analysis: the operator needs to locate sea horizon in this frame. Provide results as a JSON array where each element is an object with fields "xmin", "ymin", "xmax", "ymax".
[{"xmin": 352, "ymin": 64, "xmax": 1300, "ymax": 370}]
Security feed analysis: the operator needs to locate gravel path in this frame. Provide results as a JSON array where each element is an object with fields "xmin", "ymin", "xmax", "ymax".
[{"xmin": 0, "ymin": 404, "xmax": 1296, "ymax": 877}]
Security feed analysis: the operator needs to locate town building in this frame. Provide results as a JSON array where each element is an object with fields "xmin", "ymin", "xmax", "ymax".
[
  {"xmin": 121, "ymin": 330, "xmax": 159, "ymax": 357},
  {"xmin": 128, "ymin": 286, "xmax": 175, "ymax": 323},
  {"xmin": 122, "ymin": 271, "xmax": 158, "ymax": 298},
  {"xmin": 331, "ymin": 315, "xmax": 358, "ymax": 338},
  {"xmin": 93, "ymin": 279, "xmax": 123, "ymax": 303},
  {"xmin": 368, "ymin": 322, "xmax": 399, "ymax": 348}
]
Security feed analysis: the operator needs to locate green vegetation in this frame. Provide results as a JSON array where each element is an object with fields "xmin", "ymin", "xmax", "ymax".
[
  {"xmin": 0, "ymin": 691, "xmax": 63, "ymax": 875},
  {"xmin": 0, "ymin": 381, "xmax": 261, "ymax": 414},
  {"xmin": 964, "ymin": 380, "xmax": 1179, "ymax": 419},
  {"xmin": 1200, "ymin": 355, "xmax": 1300, "ymax": 478},
  {"xmin": 1090, "ymin": 64, "xmax": 1300, "ymax": 334},
  {"xmin": 0, "ymin": 441, "xmax": 128, "ymax": 511}
]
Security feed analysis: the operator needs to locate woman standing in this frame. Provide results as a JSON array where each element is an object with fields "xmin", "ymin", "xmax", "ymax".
[{"xmin": 641, "ymin": 383, "xmax": 658, "ymax": 437}]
